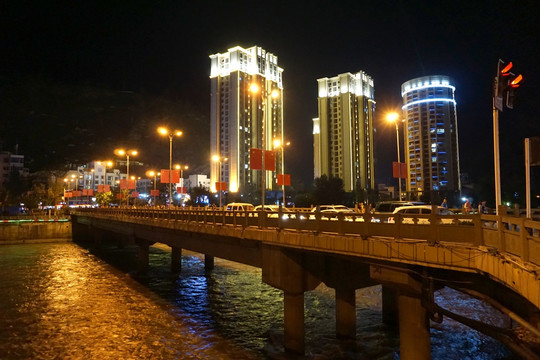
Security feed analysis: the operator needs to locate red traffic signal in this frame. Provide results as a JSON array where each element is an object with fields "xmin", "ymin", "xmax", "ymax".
[{"xmin": 510, "ymin": 74, "xmax": 523, "ymax": 88}]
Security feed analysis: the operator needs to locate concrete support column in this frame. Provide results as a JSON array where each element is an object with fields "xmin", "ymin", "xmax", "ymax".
[
  {"xmin": 398, "ymin": 291, "xmax": 431, "ymax": 360},
  {"xmin": 335, "ymin": 287, "xmax": 356, "ymax": 339},
  {"xmin": 171, "ymin": 246, "xmax": 182, "ymax": 273},
  {"xmin": 284, "ymin": 292, "xmax": 305, "ymax": 355},
  {"xmin": 137, "ymin": 242, "xmax": 150, "ymax": 274},
  {"xmin": 204, "ymin": 255, "xmax": 214, "ymax": 271},
  {"xmin": 382, "ymin": 286, "xmax": 399, "ymax": 326}
]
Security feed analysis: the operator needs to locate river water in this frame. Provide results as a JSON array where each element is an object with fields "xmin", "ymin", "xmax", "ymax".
[{"xmin": 0, "ymin": 241, "xmax": 516, "ymax": 359}]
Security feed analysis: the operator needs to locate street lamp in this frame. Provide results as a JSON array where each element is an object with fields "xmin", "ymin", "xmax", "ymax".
[
  {"xmin": 273, "ymin": 138, "xmax": 290, "ymax": 206},
  {"xmin": 175, "ymin": 164, "xmax": 189, "ymax": 206},
  {"xmin": 212, "ymin": 155, "xmax": 228, "ymax": 208},
  {"xmin": 250, "ymin": 83, "xmax": 280, "ymax": 207},
  {"xmin": 387, "ymin": 112, "xmax": 403, "ymax": 201},
  {"xmin": 146, "ymin": 170, "xmax": 160, "ymax": 206},
  {"xmin": 114, "ymin": 149, "xmax": 138, "ymax": 206},
  {"xmin": 158, "ymin": 127, "xmax": 183, "ymax": 209}
]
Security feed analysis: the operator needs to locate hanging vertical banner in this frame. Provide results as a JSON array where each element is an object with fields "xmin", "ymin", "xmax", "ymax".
[
  {"xmin": 128, "ymin": 179, "xmax": 136, "ymax": 190},
  {"xmin": 277, "ymin": 174, "xmax": 291, "ymax": 186},
  {"xmin": 215, "ymin": 182, "xmax": 227, "ymax": 191},
  {"xmin": 97, "ymin": 185, "xmax": 104, "ymax": 193},
  {"xmin": 150, "ymin": 189, "xmax": 160, "ymax": 196},
  {"xmin": 161, "ymin": 170, "xmax": 169, "ymax": 183},
  {"xmin": 250, "ymin": 148, "xmax": 262, "ymax": 170},
  {"xmin": 171, "ymin": 170, "xmax": 180, "ymax": 183},
  {"xmin": 104, "ymin": 185, "xmax": 110, "ymax": 192},
  {"xmin": 65, "ymin": 192, "xmax": 72, "ymax": 198},
  {"xmin": 392, "ymin": 162, "xmax": 407, "ymax": 179},
  {"xmin": 82, "ymin": 189, "xmax": 88, "ymax": 196},
  {"xmin": 161, "ymin": 170, "xmax": 180, "ymax": 183},
  {"xmin": 87, "ymin": 189, "xmax": 94, "ymax": 196},
  {"xmin": 177, "ymin": 186, "xmax": 187, "ymax": 194},
  {"xmin": 72, "ymin": 190, "xmax": 82, "ymax": 197},
  {"xmin": 120, "ymin": 179, "xmax": 127, "ymax": 189},
  {"xmin": 131, "ymin": 191, "xmax": 139, "ymax": 198},
  {"xmin": 116, "ymin": 193, "xmax": 123, "ymax": 199},
  {"xmin": 264, "ymin": 150, "xmax": 276, "ymax": 171}
]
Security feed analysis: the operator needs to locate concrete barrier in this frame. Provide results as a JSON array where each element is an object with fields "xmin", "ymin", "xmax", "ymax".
[{"xmin": 0, "ymin": 219, "xmax": 72, "ymax": 244}]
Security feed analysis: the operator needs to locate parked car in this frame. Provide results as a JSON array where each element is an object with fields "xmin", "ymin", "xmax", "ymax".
[{"xmin": 388, "ymin": 205, "xmax": 455, "ymax": 224}]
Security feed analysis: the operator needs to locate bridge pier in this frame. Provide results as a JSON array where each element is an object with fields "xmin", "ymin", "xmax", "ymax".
[
  {"xmin": 137, "ymin": 241, "xmax": 150, "ymax": 274},
  {"xmin": 171, "ymin": 246, "xmax": 182, "ymax": 273},
  {"xmin": 398, "ymin": 290, "xmax": 431, "ymax": 360},
  {"xmin": 261, "ymin": 245, "xmax": 321, "ymax": 355},
  {"xmin": 335, "ymin": 287, "xmax": 356, "ymax": 339},
  {"xmin": 204, "ymin": 255, "xmax": 214, "ymax": 271},
  {"xmin": 382, "ymin": 286, "xmax": 399, "ymax": 326}
]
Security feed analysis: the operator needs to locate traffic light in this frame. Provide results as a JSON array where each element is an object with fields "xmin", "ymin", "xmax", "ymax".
[
  {"xmin": 506, "ymin": 74, "xmax": 523, "ymax": 109},
  {"xmin": 494, "ymin": 59, "xmax": 523, "ymax": 111}
]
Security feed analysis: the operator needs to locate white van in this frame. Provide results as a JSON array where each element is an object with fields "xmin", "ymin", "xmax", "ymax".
[{"xmin": 225, "ymin": 203, "xmax": 255, "ymax": 212}]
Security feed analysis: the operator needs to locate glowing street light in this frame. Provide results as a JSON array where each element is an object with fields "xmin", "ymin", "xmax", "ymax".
[
  {"xmin": 114, "ymin": 149, "xmax": 138, "ymax": 206},
  {"xmin": 158, "ymin": 127, "xmax": 183, "ymax": 209},
  {"xmin": 387, "ymin": 112, "xmax": 403, "ymax": 201},
  {"xmin": 146, "ymin": 170, "xmax": 160, "ymax": 206},
  {"xmin": 273, "ymin": 138, "xmax": 291, "ymax": 206},
  {"xmin": 212, "ymin": 155, "xmax": 228, "ymax": 208}
]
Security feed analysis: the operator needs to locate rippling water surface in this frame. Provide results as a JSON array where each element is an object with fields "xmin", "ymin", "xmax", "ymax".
[{"xmin": 0, "ymin": 242, "xmax": 515, "ymax": 359}]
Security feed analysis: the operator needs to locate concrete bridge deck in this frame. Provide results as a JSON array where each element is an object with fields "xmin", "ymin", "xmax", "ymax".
[{"xmin": 71, "ymin": 208, "xmax": 540, "ymax": 359}]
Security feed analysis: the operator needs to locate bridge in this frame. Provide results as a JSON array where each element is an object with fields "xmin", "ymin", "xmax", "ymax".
[{"xmin": 71, "ymin": 207, "xmax": 540, "ymax": 359}]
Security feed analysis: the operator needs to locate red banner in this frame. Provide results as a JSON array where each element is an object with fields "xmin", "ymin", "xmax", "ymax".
[
  {"xmin": 176, "ymin": 186, "xmax": 187, "ymax": 194},
  {"xmin": 120, "ymin": 179, "xmax": 127, "ymax": 189},
  {"xmin": 72, "ymin": 191, "xmax": 82, "ymax": 197},
  {"xmin": 128, "ymin": 179, "xmax": 136, "ymax": 190},
  {"xmin": 264, "ymin": 150, "xmax": 276, "ymax": 171},
  {"xmin": 104, "ymin": 185, "xmax": 110, "ymax": 192},
  {"xmin": 82, "ymin": 189, "xmax": 88, "ymax": 196},
  {"xmin": 87, "ymin": 189, "xmax": 94, "ymax": 196},
  {"xmin": 250, "ymin": 148, "xmax": 262, "ymax": 170},
  {"xmin": 277, "ymin": 174, "xmax": 291, "ymax": 186},
  {"xmin": 116, "ymin": 193, "xmax": 123, "ymax": 199},
  {"xmin": 65, "ymin": 191, "xmax": 72, "ymax": 198},
  {"xmin": 97, "ymin": 185, "xmax": 104, "ymax": 193},
  {"xmin": 392, "ymin": 162, "xmax": 407, "ymax": 179},
  {"xmin": 215, "ymin": 182, "xmax": 227, "ymax": 191},
  {"xmin": 150, "ymin": 189, "xmax": 160, "ymax": 196},
  {"xmin": 161, "ymin": 169, "xmax": 180, "ymax": 183},
  {"xmin": 131, "ymin": 191, "xmax": 139, "ymax": 198}
]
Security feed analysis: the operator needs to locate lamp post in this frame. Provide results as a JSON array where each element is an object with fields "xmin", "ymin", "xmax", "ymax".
[
  {"xmin": 250, "ymin": 83, "xmax": 280, "ymax": 207},
  {"xmin": 212, "ymin": 155, "xmax": 227, "ymax": 208},
  {"xmin": 158, "ymin": 127, "xmax": 183, "ymax": 209},
  {"xmin": 273, "ymin": 138, "xmax": 290, "ymax": 206},
  {"xmin": 114, "ymin": 149, "xmax": 138, "ymax": 207},
  {"xmin": 146, "ymin": 170, "xmax": 160, "ymax": 206},
  {"xmin": 175, "ymin": 164, "xmax": 189, "ymax": 206},
  {"xmin": 387, "ymin": 112, "xmax": 403, "ymax": 201}
]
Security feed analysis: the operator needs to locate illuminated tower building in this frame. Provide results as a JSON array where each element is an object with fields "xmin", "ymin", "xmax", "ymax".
[
  {"xmin": 401, "ymin": 75, "xmax": 461, "ymax": 200},
  {"xmin": 314, "ymin": 71, "xmax": 375, "ymax": 193},
  {"xmin": 209, "ymin": 46, "xmax": 284, "ymax": 195}
]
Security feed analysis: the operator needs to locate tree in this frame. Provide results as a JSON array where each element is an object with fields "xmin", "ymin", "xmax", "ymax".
[
  {"xmin": 313, "ymin": 175, "xmax": 346, "ymax": 205},
  {"xmin": 95, "ymin": 191, "xmax": 113, "ymax": 207}
]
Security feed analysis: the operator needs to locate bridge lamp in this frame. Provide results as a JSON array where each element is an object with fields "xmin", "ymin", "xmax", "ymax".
[{"xmin": 158, "ymin": 127, "xmax": 183, "ymax": 209}]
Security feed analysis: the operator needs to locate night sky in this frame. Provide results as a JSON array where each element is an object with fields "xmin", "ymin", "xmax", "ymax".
[{"xmin": 2, "ymin": 0, "xmax": 540, "ymax": 200}]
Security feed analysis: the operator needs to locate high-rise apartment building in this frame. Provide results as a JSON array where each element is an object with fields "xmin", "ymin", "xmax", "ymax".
[
  {"xmin": 401, "ymin": 75, "xmax": 461, "ymax": 200},
  {"xmin": 314, "ymin": 71, "xmax": 375, "ymax": 193},
  {"xmin": 209, "ymin": 46, "xmax": 284, "ymax": 194}
]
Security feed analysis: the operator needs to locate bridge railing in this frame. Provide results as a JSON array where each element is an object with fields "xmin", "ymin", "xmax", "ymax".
[{"xmin": 73, "ymin": 207, "xmax": 540, "ymax": 267}]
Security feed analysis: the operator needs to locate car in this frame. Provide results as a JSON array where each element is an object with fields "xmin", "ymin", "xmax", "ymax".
[
  {"xmin": 254, "ymin": 205, "xmax": 294, "ymax": 219},
  {"xmin": 309, "ymin": 205, "xmax": 358, "ymax": 221},
  {"xmin": 225, "ymin": 203, "xmax": 255, "ymax": 212},
  {"xmin": 388, "ymin": 205, "xmax": 455, "ymax": 224},
  {"xmin": 374, "ymin": 201, "xmax": 425, "ymax": 214}
]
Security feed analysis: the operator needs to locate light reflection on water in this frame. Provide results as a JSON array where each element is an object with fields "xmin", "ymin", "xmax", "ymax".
[{"xmin": 0, "ymin": 242, "xmax": 515, "ymax": 359}]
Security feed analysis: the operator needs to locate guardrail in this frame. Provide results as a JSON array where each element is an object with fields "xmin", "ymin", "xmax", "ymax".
[{"xmin": 73, "ymin": 207, "xmax": 540, "ymax": 268}]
